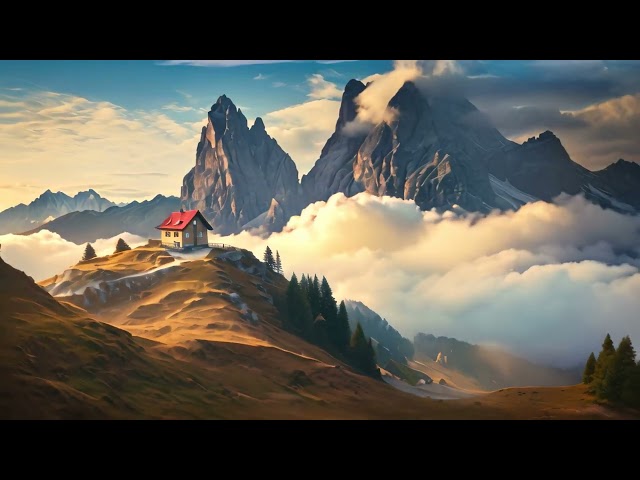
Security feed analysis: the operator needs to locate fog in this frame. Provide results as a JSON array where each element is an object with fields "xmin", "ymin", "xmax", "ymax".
[
  {"xmin": 209, "ymin": 193, "xmax": 640, "ymax": 367},
  {"xmin": 0, "ymin": 230, "xmax": 148, "ymax": 281}
]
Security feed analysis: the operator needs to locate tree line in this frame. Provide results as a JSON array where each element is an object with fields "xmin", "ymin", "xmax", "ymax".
[
  {"xmin": 583, "ymin": 333, "xmax": 640, "ymax": 408},
  {"xmin": 285, "ymin": 272, "xmax": 378, "ymax": 378},
  {"xmin": 80, "ymin": 238, "xmax": 131, "ymax": 262}
]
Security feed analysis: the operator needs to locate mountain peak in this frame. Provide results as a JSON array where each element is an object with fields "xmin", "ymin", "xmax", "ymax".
[
  {"xmin": 212, "ymin": 94, "xmax": 237, "ymax": 114},
  {"xmin": 251, "ymin": 117, "xmax": 266, "ymax": 133},
  {"xmin": 345, "ymin": 78, "xmax": 365, "ymax": 94}
]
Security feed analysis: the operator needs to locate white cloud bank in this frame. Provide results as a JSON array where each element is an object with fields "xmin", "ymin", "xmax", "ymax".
[
  {"xmin": 209, "ymin": 192, "xmax": 640, "ymax": 367},
  {"xmin": 0, "ymin": 230, "xmax": 147, "ymax": 281}
]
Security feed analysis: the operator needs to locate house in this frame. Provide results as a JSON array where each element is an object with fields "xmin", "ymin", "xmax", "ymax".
[{"xmin": 156, "ymin": 208, "xmax": 213, "ymax": 249}]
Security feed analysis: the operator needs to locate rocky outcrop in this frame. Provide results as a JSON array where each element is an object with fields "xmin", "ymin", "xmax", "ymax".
[
  {"xmin": 181, "ymin": 95, "xmax": 302, "ymax": 235},
  {"xmin": 593, "ymin": 159, "xmax": 640, "ymax": 210}
]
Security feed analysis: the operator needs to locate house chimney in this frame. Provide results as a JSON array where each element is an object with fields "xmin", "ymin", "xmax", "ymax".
[{"xmin": 180, "ymin": 208, "xmax": 184, "ymax": 213}]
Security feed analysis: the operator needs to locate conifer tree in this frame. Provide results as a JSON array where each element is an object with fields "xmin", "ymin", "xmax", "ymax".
[
  {"xmin": 285, "ymin": 273, "xmax": 312, "ymax": 333},
  {"xmin": 349, "ymin": 322, "xmax": 378, "ymax": 377},
  {"xmin": 336, "ymin": 300, "xmax": 352, "ymax": 351},
  {"xmin": 583, "ymin": 352, "xmax": 596, "ymax": 384},
  {"xmin": 307, "ymin": 274, "xmax": 321, "ymax": 318},
  {"xmin": 114, "ymin": 238, "xmax": 131, "ymax": 253},
  {"xmin": 263, "ymin": 246, "xmax": 275, "ymax": 271},
  {"xmin": 621, "ymin": 363, "xmax": 640, "ymax": 408},
  {"xmin": 592, "ymin": 333, "xmax": 616, "ymax": 398},
  {"xmin": 82, "ymin": 243, "xmax": 97, "ymax": 261},
  {"xmin": 320, "ymin": 276, "xmax": 339, "ymax": 346},
  {"xmin": 299, "ymin": 274, "xmax": 309, "ymax": 297},
  {"xmin": 275, "ymin": 251, "xmax": 282, "ymax": 275},
  {"xmin": 604, "ymin": 336, "xmax": 636, "ymax": 401}
]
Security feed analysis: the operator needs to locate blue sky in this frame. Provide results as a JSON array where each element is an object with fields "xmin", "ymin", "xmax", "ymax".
[{"xmin": 1, "ymin": 59, "xmax": 639, "ymax": 210}]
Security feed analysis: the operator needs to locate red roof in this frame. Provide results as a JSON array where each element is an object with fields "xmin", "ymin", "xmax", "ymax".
[{"xmin": 155, "ymin": 209, "xmax": 213, "ymax": 231}]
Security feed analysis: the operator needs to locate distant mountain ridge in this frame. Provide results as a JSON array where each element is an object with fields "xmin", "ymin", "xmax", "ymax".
[
  {"xmin": 20, "ymin": 194, "xmax": 180, "ymax": 244},
  {"xmin": 0, "ymin": 189, "xmax": 117, "ymax": 235}
]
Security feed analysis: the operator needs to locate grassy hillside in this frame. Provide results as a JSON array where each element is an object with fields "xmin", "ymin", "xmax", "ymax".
[{"xmin": 1, "ymin": 246, "xmax": 633, "ymax": 419}]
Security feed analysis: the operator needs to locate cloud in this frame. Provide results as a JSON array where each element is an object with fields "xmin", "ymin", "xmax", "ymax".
[
  {"xmin": 344, "ymin": 60, "xmax": 462, "ymax": 135},
  {"xmin": 0, "ymin": 230, "xmax": 148, "ymax": 281},
  {"xmin": 272, "ymin": 82, "xmax": 287, "ymax": 88},
  {"xmin": 162, "ymin": 103, "xmax": 195, "ymax": 112},
  {"xmin": 0, "ymin": 90, "xmax": 202, "ymax": 210},
  {"xmin": 208, "ymin": 192, "xmax": 640, "ymax": 367},
  {"xmin": 263, "ymin": 99, "xmax": 341, "ymax": 173},
  {"xmin": 159, "ymin": 60, "xmax": 358, "ymax": 68},
  {"xmin": 493, "ymin": 93, "xmax": 640, "ymax": 169},
  {"xmin": 109, "ymin": 172, "xmax": 169, "ymax": 178},
  {"xmin": 307, "ymin": 74, "xmax": 342, "ymax": 100},
  {"xmin": 253, "ymin": 73, "xmax": 268, "ymax": 80}
]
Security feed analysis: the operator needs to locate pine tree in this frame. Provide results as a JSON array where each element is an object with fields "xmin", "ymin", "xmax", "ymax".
[
  {"xmin": 604, "ymin": 336, "xmax": 636, "ymax": 401},
  {"xmin": 285, "ymin": 273, "xmax": 312, "ymax": 334},
  {"xmin": 365, "ymin": 338, "xmax": 379, "ymax": 378},
  {"xmin": 349, "ymin": 322, "xmax": 378, "ymax": 377},
  {"xmin": 275, "ymin": 251, "xmax": 282, "ymax": 275},
  {"xmin": 593, "ymin": 333, "xmax": 617, "ymax": 399},
  {"xmin": 621, "ymin": 363, "xmax": 640, "ymax": 408},
  {"xmin": 114, "ymin": 238, "xmax": 131, "ymax": 253},
  {"xmin": 263, "ymin": 246, "xmax": 275, "ymax": 271},
  {"xmin": 336, "ymin": 300, "xmax": 352, "ymax": 351},
  {"xmin": 307, "ymin": 275, "xmax": 321, "ymax": 318},
  {"xmin": 82, "ymin": 243, "xmax": 97, "ymax": 261},
  {"xmin": 320, "ymin": 276, "xmax": 339, "ymax": 347},
  {"xmin": 583, "ymin": 352, "xmax": 596, "ymax": 384},
  {"xmin": 299, "ymin": 274, "xmax": 309, "ymax": 297}
]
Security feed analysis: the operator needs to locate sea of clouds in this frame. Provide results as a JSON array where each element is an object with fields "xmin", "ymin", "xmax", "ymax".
[
  {"xmin": 208, "ymin": 192, "xmax": 640, "ymax": 367},
  {"xmin": 0, "ymin": 230, "xmax": 148, "ymax": 281}
]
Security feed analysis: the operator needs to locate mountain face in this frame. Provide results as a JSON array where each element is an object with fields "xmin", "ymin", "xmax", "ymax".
[
  {"xmin": 302, "ymin": 79, "xmax": 640, "ymax": 216},
  {"xmin": 21, "ymin": 194, "xmax": 180, "ymax": 244},
  {"xmin": 0, "ymin": 189, "xmax": 116, "ymax": 235},
  {"xmin": 301, "ymin": 79, "xmax": 368, "ymax": 203},
  {"xmin": 303, "ymin": 81, "xmax": 517, "ymax": 212},
  {"xmin": 181, "ymin": 96, "xmax": 303, "ymax": 235},
  {"xmin": 487, "ymin": 132, "xmax": 639, "ymax": 212}
]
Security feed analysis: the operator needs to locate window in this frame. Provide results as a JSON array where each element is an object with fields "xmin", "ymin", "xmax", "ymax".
[
  {"xmin": 193, "ymin": 220, "xmax": 197, "ymax": 225},
  {"xmin": 198, "ymin": 231, "xmax": 203, "ymax": 238},
  {"xmin": 174, "ymin": 232, "xmax": 179, "ymax": 237},
  {"xmin": 185, "ymin": 232, "xmax": 190, "ymax": 239},
  {"xmin": 165, "ymin": 231, "xmax": 170, "ymax": 237}
]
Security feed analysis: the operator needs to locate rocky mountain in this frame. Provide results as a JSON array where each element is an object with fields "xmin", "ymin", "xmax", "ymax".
[
  {"xmin": 21, "ymin": 194, "xmax": 180, "ymax": 244},
  {"xmin": 487, "ymin": 132, "xmax": 639, "ymax": 212},
  {"xmin": 181, "ymin": 96, "xmax": 303, "ymax": 235},
  {"xmin": 180, "ymin": 82, "xmax": 639, "ymax": 234},
  {"xmin": 0, "ymin": 189, "xmax": 116, "ymax": 235},
  {"xmin": 301, "ymin": 79, "xmax": 369, "ymax": 203},
  {"xmin": 303, "ymin": 80, "xmax": 517, "ymax": 212},
  {"xmin": 302, "ymin": 79, "xmax": 640, "ymax": 215}
]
